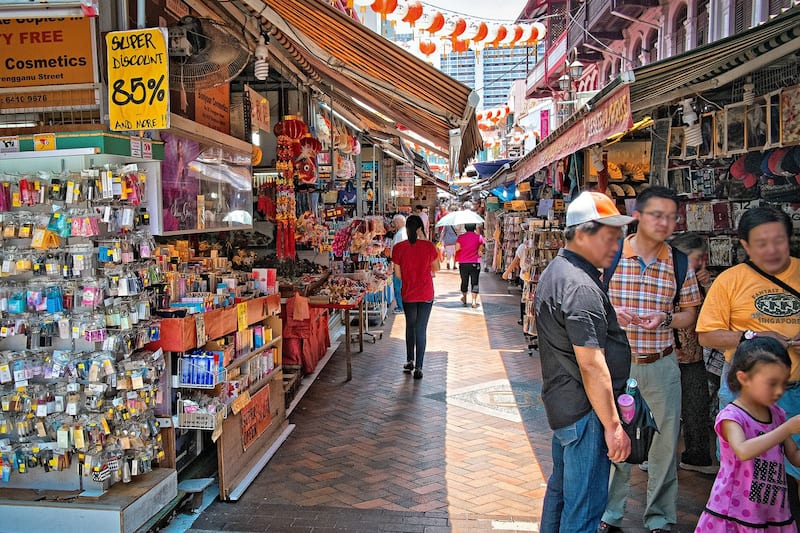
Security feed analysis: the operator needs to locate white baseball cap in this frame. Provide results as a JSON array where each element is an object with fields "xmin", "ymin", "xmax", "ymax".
[{"xmin": 566, "ymin": 191, "xmax": 634, "ymax": 227}]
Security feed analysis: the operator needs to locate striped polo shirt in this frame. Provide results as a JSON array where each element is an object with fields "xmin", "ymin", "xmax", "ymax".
[{"xmin": 607, "ymin": 235, "xmax": 703, "ymax": 354}]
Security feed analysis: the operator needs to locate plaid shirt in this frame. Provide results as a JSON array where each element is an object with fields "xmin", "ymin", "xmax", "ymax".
[{"xmin": 608, "ymin": 236, "xmax": 703, "ymax": 354}]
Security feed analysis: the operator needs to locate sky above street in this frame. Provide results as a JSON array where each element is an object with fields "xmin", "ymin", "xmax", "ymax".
[{"xmin": 421, "ymin": 0, "xmax": 530, "ymax": 22}]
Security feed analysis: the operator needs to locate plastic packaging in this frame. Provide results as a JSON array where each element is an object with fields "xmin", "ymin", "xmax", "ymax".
[{"xmin": 617, "ymin": 393, "xmax": 635, "ymax": 424}]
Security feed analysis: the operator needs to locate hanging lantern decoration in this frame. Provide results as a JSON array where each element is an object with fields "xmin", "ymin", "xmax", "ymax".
[
  {"xmin": 472, "ymin": 22, "xmax": 489, "ymax": 43},
  {"xmin": 419, "ymin": 39, "xmax": 437, "ymax": 57},
  {"xmin": 403, "ymin": 0, "xmax": 423, "ymax": 26},
  {"xmin": 296, "ymin": 133, "xmax": 322, "ymax": 184},
  {"xmin": 517, "ymin": 25, "xmax": 534, "ymax": 46},
  {"xmin": 273, "ymin": 115, "xmax": 308, "ymax": 173},
  {"xmin": 504, "ymin": 25, "xmax": 524, "ymax": 47},
  {"xmin": 370, "ymin": 0, "xmax": 398, "ymax": 22},
  {"xmin": 440, "ymin": 16, "xmax": 456, "ymax": 37},
  {"xmin": 392, "ymin": 0, "xmax": 409, "ymax": 25},
  {"xmin": 450, "ymin": 18, "xmax": 467, "ymax": 39},
  {"xmin": 418, "ymin": 10, "xmax": 444, "ymax": 34},
  {"xmin": 483, "ymin": 24, "xmax": 500, "ymax": 46},
  {"xmin": 451, "ymin": 38, "xmax": 469, "ymax": 54},
  {"xmin": 529, "ymin": 21, "xmax": 547, "ymax": 44},
  {"xmin": 460, "ymin": 20, "xmax": 481, "ymax": 41},
  {"xmin": 489, "ymin": 25, "xmax": 508, "ymax": 48},
  {"xmin": 475, "ymin": 111, "xmax": 483, "ymax": 121}
]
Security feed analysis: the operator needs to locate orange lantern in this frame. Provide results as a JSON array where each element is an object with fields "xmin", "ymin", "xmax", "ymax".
[
  {"xmin": 529, "ymin": 21, "xmax": 547, "ymax": 44},
  {"xmin": 419, "ymin": 39, "xmax": 437, "ymax": 57},
  {"xmin": 403, "ymin": 1, "xmax": 423, "ymax": 26},
  {"xmin": 490, "ymin": 25, "xmax": 507, "ymax": 47},
  {"xmin": 450, "ymin": 17, "xmax": 466, "ymax": 38},
  {"xmin": 419, "ymin": 11, "xmax": 444, "ymax": 34},
  {"xmin": 476, "ymin": 112, "xmax": 483, "ymax": 121},
  {"xmin": 451, "ymin": 38, "xmax": 469, "ymax": 54},
  {"xmin": 483, "ymin": 24, "xmax": 500, "ymax": 44},
  {"xmin": 370, "ymin": 0, "xmax": 398, "ymax": 22},
  {"xmin": 507, "ymin": 25, "xmax": 524, "ymax": 46},
  {"xmin": 472, "ymin": 22, "xmax": 489, "ymax": 43}
]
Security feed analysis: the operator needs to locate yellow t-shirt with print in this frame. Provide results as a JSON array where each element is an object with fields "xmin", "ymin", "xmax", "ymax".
[{"xmin": 697, "ymin": 258, "xmax": 800, "ymax": 379}]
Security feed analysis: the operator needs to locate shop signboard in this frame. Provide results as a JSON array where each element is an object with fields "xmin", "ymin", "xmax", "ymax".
[
  {"xmin": 515, "ymin": 84, "xmax": 634, "ymax": 183},
  {"xmin": 194, "ymin": 85, "xmax": 230, "ymax": 135},
  {"xmin": 240, "ymin": 384, "xmax": 271, "ymax": 451},
  {"xmin": 106, "ymin": 27, "xmax": 170, "ymax": 131},
  {"xmin": 396, "ymin": 164, "xmax": 415, "ymax": 197},
  {"xmin": 0, "ymin": 16, "xmax": 97, "ymax": 109},
  {"xmin": 246, "ymin": 84, "xmax": 270, "ymax": 133}
]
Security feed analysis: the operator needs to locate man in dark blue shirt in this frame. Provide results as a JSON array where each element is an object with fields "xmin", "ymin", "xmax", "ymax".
[{"xmin": 535, "ymin": 191, "xmax": 633, "ymax": 533}]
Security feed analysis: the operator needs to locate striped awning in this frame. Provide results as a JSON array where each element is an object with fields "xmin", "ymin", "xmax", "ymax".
[
  {"xmin": 630, "ymin": 4, "xmax": 800, "ymax": 113},
  {"xmin": 225, "ymin": 0, "xmax": 482, "ymax": 174}
]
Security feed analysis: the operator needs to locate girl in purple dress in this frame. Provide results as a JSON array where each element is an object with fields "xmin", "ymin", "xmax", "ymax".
[{"xmin": 697, "ymin": 337, "xmax": 800, "ymax": 532}]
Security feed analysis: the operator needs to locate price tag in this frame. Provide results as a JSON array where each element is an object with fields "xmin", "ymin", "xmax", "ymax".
[
  {"xmin": 231, "ymin": 391, "xmax": 251, "ymax": 415},
  {"xmin": 237, "ymin": 302, "xmax": 248, "ymax": 332},
  {"xmin": 130, "ymin": 138, "xmax": 142, "ymax": 158},
  {"xmin": 106, "ymin": 28, "xmax": 170, "ymax": 131}
]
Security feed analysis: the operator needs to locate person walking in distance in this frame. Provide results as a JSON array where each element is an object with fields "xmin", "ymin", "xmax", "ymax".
[
  {"xmin": 390, "ymin": 214, "xmax": 408, "ymax": 314},
  {"xmin": 535, "ymin": 191, "xmax": 633, "ymax": 533},
  {"xmin": 600, "ymin": 186, "xmax": 703, "ymax": 533},
  {"xmin": 455, "ymin": 223, "xmax": 485, "ymax": 308},
  {"xmin": 391, "ymin": 215, "xmax": 439, "ymax": 379},
  {"xmin": 697, "ymin": 206, "xmax": 800, "ymax": 525}
]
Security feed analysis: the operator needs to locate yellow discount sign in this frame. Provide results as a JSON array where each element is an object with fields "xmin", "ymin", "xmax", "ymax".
[{"xmin": 106, "ymin": 28, "xmax": 170, "ymax": 131}]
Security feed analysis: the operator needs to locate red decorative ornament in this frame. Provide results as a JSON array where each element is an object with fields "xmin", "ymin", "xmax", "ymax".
[
  {"xmin": 449, "ymin": 17, "xmax": 466, "ymax": 38},
  {"xmin": 425, "ymin": 11, "xmax": 445, "ymax": 34},
  {"xmin": 419, "ymin": 39, "xmax": 437, "ymax": 57},
  {"xmin": 509, "ymin": 25, "xmax": 524, "ymax": 46},
  {"xmin": 274, "ymin": 115, "xmax": 308, "ymax": 174},
  {"xmin": 451, "ymin": 38, "xmax": 469, "ymax": 54},
  {"xmin": 490, "ymin": 25, "xmax": 507, "ymax": 47},
  {"xmin": 472, "ymin": 22, "xmax": 489, "ymax": 43},
  {"xmin": 370, "ymin": 0, "xmax": 398, "ymax": 22},
  {"xmin": 403, "ymin": 1, "xmax": 423, "ymax": 26}
]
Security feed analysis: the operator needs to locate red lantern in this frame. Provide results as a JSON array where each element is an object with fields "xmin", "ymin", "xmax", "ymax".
[
  {"xmin": 422, "ymin": 11, "xmax": 445, "ymax": 34},
  {"xmin": 451, "ymin": 38, "xmax": 469, "ymax": 54},
  {"xmin": 419, "ymin": 39, "xmax": 437, "ymax": 57},
  {"xmin": 490, "ymin": 25, "xmax": 507, "ymax": 47},
  {"xmin": 403, "ymin": 1, "xmax": 423, "ymax": 26},
  {"xmin": 299, "ymin": 133, "xmax": 322, "ymax": 156},
  {"xmin": 273, "ymin": 115, "xmax": 307, "ymax": 140},
  {"xmin": 509, "ymin": 25, "xmax": 524, "ymax": 46},
  {"xmin": 450, "ymin": 18, "xmax": 466, "ymax": 38},
  {"xmin": 370, "ymin": 0, "xmax": 398, "ymax": 22},
  {"xmin": 472, "ymin": 22, "xmax": 489, "ymax": 43},
  {"xmin": 476, "ymin": 112, "xmax": 483, "ymax": 121}
]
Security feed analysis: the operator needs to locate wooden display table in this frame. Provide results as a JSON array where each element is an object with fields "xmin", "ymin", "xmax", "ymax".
[{"xmin": 310, "ymin": 293, "xmax": 365, "ymax": 381}]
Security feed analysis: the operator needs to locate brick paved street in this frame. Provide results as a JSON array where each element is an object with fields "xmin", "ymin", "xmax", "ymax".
[{"xmin": 185, "ymin": 269, "xmax": 714, "ymax": 532}]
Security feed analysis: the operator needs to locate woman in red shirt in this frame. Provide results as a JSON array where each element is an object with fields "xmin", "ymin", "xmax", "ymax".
[{"xmin": 391, "ymin": 215, "xmax": 440, "ymax": 379}]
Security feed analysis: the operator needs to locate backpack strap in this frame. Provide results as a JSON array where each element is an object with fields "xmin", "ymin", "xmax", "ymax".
[{"xmin": 670, "ymin": 247, "xmax": 688, "ymax": 349}]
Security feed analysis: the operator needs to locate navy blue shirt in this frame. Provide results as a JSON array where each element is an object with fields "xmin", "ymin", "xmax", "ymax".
[{"xmin": 534, "ymin": 248, "xmax": 631, "ymax": 430}]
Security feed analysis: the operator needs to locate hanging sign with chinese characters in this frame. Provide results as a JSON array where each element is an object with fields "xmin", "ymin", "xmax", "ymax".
[{"xmin": 106, "ymin": 27, "xmax": 170, "ymax": 131}]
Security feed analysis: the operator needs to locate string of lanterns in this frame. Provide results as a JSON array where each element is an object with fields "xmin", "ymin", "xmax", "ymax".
[{"xmin": 344, "ymin": 0, "xmax": 547, "ymax": 58}]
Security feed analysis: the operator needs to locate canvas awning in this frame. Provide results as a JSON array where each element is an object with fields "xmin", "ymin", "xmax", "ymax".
[{"xmin": 224, "ymin": 0, "xmax": 482, "ymax": 174}]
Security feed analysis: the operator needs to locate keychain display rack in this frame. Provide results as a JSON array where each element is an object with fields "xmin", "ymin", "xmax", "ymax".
[{"xmin": 0, "ymin": 142, "xmax": 176, "ymax": 533}]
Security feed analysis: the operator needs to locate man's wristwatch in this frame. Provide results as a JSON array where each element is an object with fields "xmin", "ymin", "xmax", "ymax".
[
  {"xmin": 659, "ymin": 311, "xmax": 673, "ymax": 328},
  {"xmin": 741, "ymin": 330, "xmax": 757, "ymax": 342}
]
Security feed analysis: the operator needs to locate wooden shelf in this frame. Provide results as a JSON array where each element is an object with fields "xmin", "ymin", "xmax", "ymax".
[{"xmin": 226, "ymin": 336, "xmax": 282, "ymax": 372}]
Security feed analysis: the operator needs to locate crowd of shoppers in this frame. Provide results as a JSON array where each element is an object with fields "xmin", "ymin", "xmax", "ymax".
[{"xmin": 533, "ymin": 188, "xmax": 800, "ymax": 532}]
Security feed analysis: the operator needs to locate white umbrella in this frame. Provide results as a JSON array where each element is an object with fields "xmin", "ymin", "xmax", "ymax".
[{"xmin": 435, "ymin": 210, "xmax": 485, "ymax": 227}]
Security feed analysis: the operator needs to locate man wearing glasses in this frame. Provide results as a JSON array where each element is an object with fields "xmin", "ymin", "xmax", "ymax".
[{"xmin": 599, "ymin": 186, "xmax": 703, "ymax": 533}]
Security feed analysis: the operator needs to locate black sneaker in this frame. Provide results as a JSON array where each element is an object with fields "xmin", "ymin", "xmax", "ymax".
[
  {"xmin": 413, "ymin": 368, "xmax": 423, "ymax": 379},
  {"xmin": 403, "ymin": 361, "xmax": 414, "ymax": 374}
]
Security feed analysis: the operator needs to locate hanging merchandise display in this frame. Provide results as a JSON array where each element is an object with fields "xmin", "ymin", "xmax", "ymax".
[{"xmin": 0, "ymin": 146, "xmax": 169, "ymax": 507}]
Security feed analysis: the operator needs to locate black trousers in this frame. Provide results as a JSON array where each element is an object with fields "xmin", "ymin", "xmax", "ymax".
[{"xmin": 459, "ymin": 262, "xmax": 480, "ymax": 294}]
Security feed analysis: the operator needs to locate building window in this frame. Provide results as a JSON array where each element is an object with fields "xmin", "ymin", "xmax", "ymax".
[
  {"xmin": 769, "ymin": 0, "xmax": 791, "ymax": 15},
  {"xmin": 673, "ymin": 4, "xmax": 687, "ymax": 55},
  {"xmin": 735, "ymin": 0, "xmax": 753, "ymax": 32},
  {"xmin": 696, "ymin": 0, "xmax": 709, "ymax": 46},
  {"xmin": 646, "ymin": 31, "xmax": 658, "ymax": 63},
  {"xmin": 631, "ymin": 38, "xmax": 642, "ymax": 68}
]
